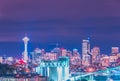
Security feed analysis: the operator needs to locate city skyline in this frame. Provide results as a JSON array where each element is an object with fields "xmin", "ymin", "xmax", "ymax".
[
  {"xmin": 0, "ymin": 0, "xmax": 120, "ymax": 56},
  {"xmin": 0, "ymin": 1, "xmax": 120, "ymax": 81},
  {"xmin": 0, "ymin": 37, "xmax": 119, "ymax": 58}
]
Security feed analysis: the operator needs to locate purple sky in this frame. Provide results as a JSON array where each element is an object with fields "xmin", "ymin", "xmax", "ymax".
[
  {"xmin": 0, "ymin": 0, "xmax": 120, "ymax": 56},
  {"xmin": 0, "ymin": 0, "xmax": 120, "ymax": 41}
]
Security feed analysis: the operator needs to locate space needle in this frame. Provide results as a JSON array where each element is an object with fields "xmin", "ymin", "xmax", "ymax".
[{"xmin": 22, "ymin": 35, "xmax": 29, "ymax": 62}]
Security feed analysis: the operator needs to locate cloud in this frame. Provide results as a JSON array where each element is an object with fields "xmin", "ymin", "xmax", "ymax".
[{"xmin": 0, "ymin": 0, "xmax": 119, "ymax": 43}]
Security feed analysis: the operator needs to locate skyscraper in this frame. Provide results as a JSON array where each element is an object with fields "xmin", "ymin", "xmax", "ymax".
[
  {"xmin": 22, "ymin": 36, "xmax": 29, "ymax": 62},
  {"xmin": 82, "ymin": 40, "xmax": 90, "ymax": 66},
  {"xmin": 91, "ymin": 46, "xmax": 100, "ymax": 64},
  {"xmin": 61, "ymin": 48, "xmax": 67, "ymax": 57},
  {"xmin": 111, "ymin": 47, "xmax": 119, "ymax": 55}
]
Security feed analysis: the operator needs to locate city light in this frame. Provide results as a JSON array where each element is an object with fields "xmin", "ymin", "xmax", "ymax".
[{"xmin": 0, "ymin": 37, "xmax": 120, "ymax": 81}]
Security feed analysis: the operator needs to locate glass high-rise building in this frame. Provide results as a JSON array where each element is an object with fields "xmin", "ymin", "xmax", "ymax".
[{"xmin": 82, "ymin": 40, "xmax": 90, "ymax": 66}]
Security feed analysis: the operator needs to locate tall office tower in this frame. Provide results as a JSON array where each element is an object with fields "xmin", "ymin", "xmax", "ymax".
[
  {"xmin": 82, "ymin": 40, "xmax": 90, "ymax": 66},
  {"xmin": 51, "ymin": 47, "xmax": 61, "ymax": 59},
  {"xmin": 66, "ymin": 50, "xmax": 72, "ymax": 58},
  {"xmin": 73, "ymin": 48, "xmax": 80, "ymax": 58},
  {"xmin": 22, "ymin": 36, "xmax": 29, "ymax": 62},
  {"xmin": 61, "ymin": 48, "xmax": 67, "ymax": 57},
  {"xmin": 91, "ymin": 46, "xmax": 100, "ymax": 64},
  {"xmin": 30, "ymin": 48, "xmax": 42, "ymax": 64},
  {"xmin": 91, "ymin": 47, "xmax": 100, "ymax": 55},
  {"xmin": 111, "ymin": 47, "xmax": 119, "ymax": 55},
  {"xmin": 73, "ymin": 48, "xmax": 78, "ymax": 54},
  {"xmin": 72, "ymin": 48, "xmax": 81, "ymax": 65}
]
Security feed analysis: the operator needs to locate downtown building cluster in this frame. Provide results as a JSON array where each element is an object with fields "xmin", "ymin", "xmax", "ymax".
[
  {"xmin": 0, "ymin": 36, "xmax": 120, "ymax": 71},
  {"xmin": 29, "ymin": 39, "xmax": 120, "ymax": 69},
  {"xmin": 0, "ymin": 36, "xmax": 120, "ymax": 80}
]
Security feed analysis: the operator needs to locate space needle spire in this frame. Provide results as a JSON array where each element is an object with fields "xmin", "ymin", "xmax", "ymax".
[{"xmin": 22, "ymin": 35, "xmax": 29, "ymax": 62}]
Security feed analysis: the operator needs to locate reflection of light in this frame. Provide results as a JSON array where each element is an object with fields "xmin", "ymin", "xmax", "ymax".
[
  {"xmin": 94, "ymin": 74, "xmax": 98, "ymax": 76},
  {"xmin": 26, "ymin": 68, "xmax": 30, "ymax": 73},
  {"xmin": 102, "ymin": 73, "xmax": 108, "ymax": 76},
  {"xmin": 106, "ymin": 78, "xmax": 114, "ymax": 81},
  {"xmin": 88, "ymin": 68, "xmax": 93, "ymax": 72},
  {"xmin": 57, "ymin": 67, "xmax": 62, "ymax": 81},
  {"xmin": 110, "ymin": 79, "xmax": 114, "ymax": 81},
  {"xmin": 86, "ymin": 67, "xmax": 95, "ymax": 72}
]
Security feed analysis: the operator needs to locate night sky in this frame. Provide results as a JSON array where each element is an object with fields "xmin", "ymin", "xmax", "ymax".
[{"xmin": 0, "ymin": 0, "xmax": 120, "ymax": 57}]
